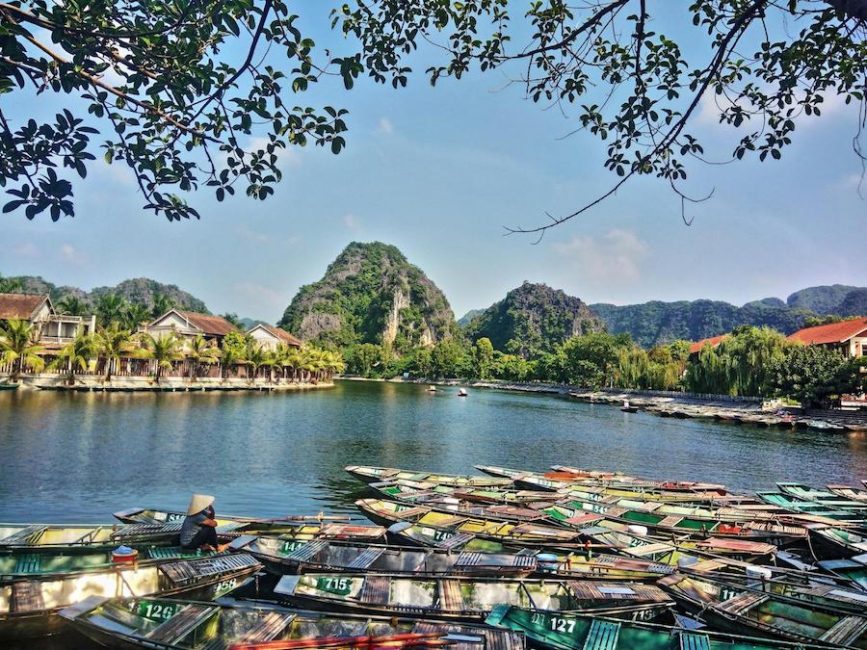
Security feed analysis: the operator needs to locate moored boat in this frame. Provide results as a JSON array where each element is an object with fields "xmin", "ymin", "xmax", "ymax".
[
  {"xmin": 0, "ymin": 553, "xmax": 261, "ymax": 638},
  {"xmin": 60, "ymin": 595, "xmax": 524, "ymax": 649},
  {"xmin": 485, "ymin": 605, "xmax": 807, "ymax": 649},
  {"xmin": 806, "ymin": 524, "xmax": 867, "ymax": 559},
  {"xmin": 777, "ymin": 483, "xmax": 867, "ymax": 511},
  {"xmin": 828, "ymin": 484, "xmax": 867, "ymax": 502},
  {"xmin": 345, "ymin": 466, "xmax": 513, "ymax": 488},
  {"xmin": 273, "ymin": 573, "xmax": 674, "ymax": 622}
]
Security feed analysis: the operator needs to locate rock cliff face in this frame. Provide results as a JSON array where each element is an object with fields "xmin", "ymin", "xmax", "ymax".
[
  {"xmin": 464, "ymin": 282, "xmax": 604, "ymax": 357},
  {"xmin": 278, "ymin": 242, "xmax": 455, "ymax": 347}
]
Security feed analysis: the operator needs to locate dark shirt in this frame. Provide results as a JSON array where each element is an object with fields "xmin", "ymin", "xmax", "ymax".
[{"xmin": 180, "ymin": 511, "xmax": 207, "ymax": 546}]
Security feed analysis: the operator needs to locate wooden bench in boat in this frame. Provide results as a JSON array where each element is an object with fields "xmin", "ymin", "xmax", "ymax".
[
  {"xmin": 0, "ymin": 526, "xmax": 47, "ymax": 546},
  {"xmin": 715, "ymin": 591, "xmax": 768, "ymax": 615},
  {"xmin": 200, "ymin": 611, "xmax": 296, "ymax": 650},
  {"xmin": 343, "ymin": 546, "xmax": 384, "ymax": 570},
  {"xmin": 284, "ymin": 539, "xmax": 329, "ymax": 563},
  {"xmin": 112, "ymin": 522, "xmax": 182, "ymax": 541},
  {"xmin": 819, "ymin": 615, "xmax": 867, "ymax": 646},
  {"xmin": 657, "ymin": 515, "xmax": 685, "ymax": 528},
  {"xmin": 159, "ymin": 554, "xmax": 259, "ymax": 586},
  {"xmin": 434, "ymin": 532, "xmax": 475, "ymax": 550},
  {"xmin": 679, "ymin": 632, "xmax": 712, "ymax": 650},
  {"xmin": 143, "ymin": 604, "xmax": 215, "ymax": 644},
  {"xmin": 359, "ymin": 575, "xmax": 390, "ymax": 604},
  {"xmin": 454, "ymin": 551, "xmax": 536, "ymax": 572},
  {"xmin": 582, "ymin": 619, "xmax": 620, "ymax": 650},
  {"xmin": 438, "ymin": 579, "xmax": 463, "ymax": 612},
  {"xmin": 11, "ymin": 580, "xmax": 44, "ymax": 613}
]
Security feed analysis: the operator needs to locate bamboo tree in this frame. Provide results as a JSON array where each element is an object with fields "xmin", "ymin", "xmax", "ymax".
[{"xmin": 0, "ymin": 319, "xmax": 45, "ymax": 380}]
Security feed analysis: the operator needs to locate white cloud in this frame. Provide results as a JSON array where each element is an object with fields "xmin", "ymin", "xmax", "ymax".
[
  {"xmin": 13, "ymin": 242, "xmax": 39, "ymax": 258},
  {"xmin": 343, "ymin": 213, "xmax": 361, "ymax": 230},
  {"xmin": 377, "ymin": 118, "xmax": 394, "ymax": 135},
  {"xmin": 231, "ymin": 281, "xmax": 286, "ymax": 310},
  {"xmin": 552, "ymin": 229, "xmax": 649, "ymax": 282},
  {"xmin": 59, "ymin": 243, "xmax": 86, "ymax": 265},
  {"xmin": 247, "ymin": 136, "xmax": 302, "ymax": 170},
  {"xmin": 696, "ymin": 87, "xmax": 849, "ymax": 129}
]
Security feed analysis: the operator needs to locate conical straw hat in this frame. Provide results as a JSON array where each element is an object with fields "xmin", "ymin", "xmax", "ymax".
[{"xmin": 187, "ymin": 494, "xmax": 215, "ymax": 515}]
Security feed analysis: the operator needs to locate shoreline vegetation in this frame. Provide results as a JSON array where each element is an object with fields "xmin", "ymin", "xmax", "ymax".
[{"xmin": 339, "ymin": 376, "xmax": 867, "ymax": 433}]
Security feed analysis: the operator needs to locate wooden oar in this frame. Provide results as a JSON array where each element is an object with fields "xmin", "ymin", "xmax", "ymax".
[{"xmin": 228, "ymin": 631, "xmax": 448, "ymax": 649}]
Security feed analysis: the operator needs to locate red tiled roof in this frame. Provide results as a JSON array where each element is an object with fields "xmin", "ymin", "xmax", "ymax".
[
  {"xmin": 175, "ymin": 311, "xmax": 238, "ymax": 336},
  {"xmin": 787, "ymin": 318, "xmax": 867, "ymax": 346},
  {"xmin": 261, "ymin": 324, "xmax": 302, "ymax": 347},
  {"xmin": 0, "ymin": 293, "xmax": 47, "ymax": 320},
  {"xmin": 689, "ymin": 334, "xmax": 728, "ymax": 355}
]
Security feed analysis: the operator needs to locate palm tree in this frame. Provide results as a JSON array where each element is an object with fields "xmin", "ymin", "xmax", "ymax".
[
  {"xmin": 123, "ymin": 302, "xmax": 152, "ymax": 331},
  {"xmin": 52, "ymin": 332, "xmax": 95, "ymax": 385},
  {"xmin": 56, "ymin": 295, "xmax": 87, "ymax": 316},
  {"xmin": 271, "ymin": 343, "xmax": 291, "ymax": 383},
  {"xmin": 139, "ymin": 333, "xmax": 183, "ymax": 384},
  {"xmin": 96, "ymin": 293, "xmax": 128, "ymax": 327},
  {"xmin": 323, "ymin": 349, "xmax": 345, "ymax": 380},
  {"xmin": 151, "ymin": 293, "xmax": 175, "ymax": 318},
  {"xmin": 0, "ymin": 319, "xmax": 44, "ymax": 380},
  {"xmin": 301, "ymin": 347, "xmax": 326, "ymax": 383},
  {"xmin": 284, "ymin": 347, "xmax": 303, "ymax": 383},
  {"xmin": 245, "ymin": 342, "xmax": 273, "ymax": 384},
  {"xmin": 186, "ymin": 335, "xmax": 220, "ymax": 382},
  {"xmin": 219, "ymin": 342, "xmax": 243, "ymax": 381},
  {"xmin": 94, "ymin": 324, "xmax": 135, "ymax": 382}
]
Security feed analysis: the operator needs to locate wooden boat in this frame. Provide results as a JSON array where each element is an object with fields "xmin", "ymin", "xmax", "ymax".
[
  {"xmin": 273, "ymin": 573, "xmax": 674, "ymax": 622},
  {"xmin": 755, "ymin": 492, "xmax": 867, "ymax": 523},
  {"xmin": 0, "ymin": 383, "xmax": 18, "ymax": 391},
  {"xmin": 806, "ymin": 524, "xmax": 867, "ymax": 559},
  {"xmin": 369, "ymin": 478, "xmax": 557, "ymax": 507},
  {"xmin": 818, "ymin": 557, "xmax": 867, "ymax": 591},
  {"xmin": 0, "ymin": 553, "xmax": 261, "ymax": 639},
  {"xmin": 0, "ymin": 546, "xmax": 215, "ymax": 580},
  {"xmin": 828, "ymin": 484, "xmax": 867, "ymax": 502},
  {"xmin": 544, "ymin": 500, "xmax": 807, "ymax": 545},
  {"xmin": 60, "ymin": 595, "xmax": 524, "ymax": 649},
  {"xmin": 559, "ymin": 483, "xmax": 735, "ymax": 505},
  {"xmin": 485, "ymin": 605, "xmax": 807, "ymax": 649},
  {"xmin": 114, "ymin": 507, "xmax": 366, "ymax": 532},
  {"xmin": 0, "ymin": 521, "xmax": 245, "ymax": 554},
  {"xmin": 345, "ymin": 465, "xmax": 513, "ymax": 488},
  {"xmin": 777, "ymin": 483, "xmax": 867, "ymax": 511},
  {"xmin": 659, "ymin": 572, "xmax": 867, "ymax": 648},
  {"xmin": 458, "ymin": 388, "xmax": 468, "ymax": 397},
  {"xmin": 229, "ymin": 536, "xmax": 539, "ymax": 578},
  {"xmin": 355, "ymin": 498, "xmax": 586, "ymax": 550}
]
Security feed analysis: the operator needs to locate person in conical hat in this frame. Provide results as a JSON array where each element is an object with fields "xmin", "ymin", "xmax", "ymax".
[{"xmin": 179, "ymin": 494, "xmax": 229, "ymax": 551}]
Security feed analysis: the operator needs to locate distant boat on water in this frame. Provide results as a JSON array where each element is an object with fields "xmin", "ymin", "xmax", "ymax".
[
  {"xmin": 621, "ymin": 400, "xmax": 637, "ymax": 413},
  {"xmin": 458, "ymin": 388, "xmax": 468, "ymax": 397},
  {"xmin": 427, "ymin": 385, "xmax": 437, "ymax": 392}
]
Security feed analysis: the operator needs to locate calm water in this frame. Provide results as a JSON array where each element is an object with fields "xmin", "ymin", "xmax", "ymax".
[{"xmin": 1, "ymin": 380, "xmax": 867, "ymax": 523}]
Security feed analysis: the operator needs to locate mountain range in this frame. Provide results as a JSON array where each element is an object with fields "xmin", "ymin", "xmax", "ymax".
[{"xmin": 5, "ymin": 243, "xmax": 866, "ymax": 349}]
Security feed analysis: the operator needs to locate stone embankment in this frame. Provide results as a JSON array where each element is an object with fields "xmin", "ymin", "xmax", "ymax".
[{"xmin": 7, "ymin": 375, "xmax": 333, "ymax": 393}]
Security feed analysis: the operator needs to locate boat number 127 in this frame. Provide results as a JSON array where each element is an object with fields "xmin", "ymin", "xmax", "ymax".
[{"xmin": 549, "ymin": 617, "xmax": 576, "ymax": 634}]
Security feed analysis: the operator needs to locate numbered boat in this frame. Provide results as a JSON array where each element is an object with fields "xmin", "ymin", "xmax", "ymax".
[
  {"xmin": 273, "ymin": 573, "xmax": 674, "ymax": 623},
  {"xmin": 777, "ymin": 483, "xmax": 867, "ymax": 511},
  {"xmin": 368, "ymin": 478, "xmax": 558, "ymax": 507},
  {"xmin": 345, "ymin": 465, "xmax": 513, "ymax": 488},
  {"xmin": 756, "ymin": 492, "xmax": 866, "ymax": 523},
  {"xmin": 806, "ymin": 524, "xmax": 867, "ymax": 559},
  {"xmin": 0, "ymin": 553, "xmax": 261, "ymax": 638},
  {"xmin": 659, "ymin": 572, "xmax": 867, "ymax": 648},
  {"xmin": 60, "ymin": 595, "xmax": 525, "ymax": 649}
]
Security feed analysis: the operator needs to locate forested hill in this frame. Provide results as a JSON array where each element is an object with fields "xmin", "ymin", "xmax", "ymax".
[
  {"xmin": 464, "ymin": 282, "xmax": 604, "ymax": 357},
  {"xmin": 6, "ymin": 275, "xmax": 209, "ymax": 313},
  {"xmin": 278, "ymin": 242, "xmax": 455, "ymax": 348}
]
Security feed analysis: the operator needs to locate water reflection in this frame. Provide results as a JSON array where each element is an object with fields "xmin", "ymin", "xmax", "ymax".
[{"xmin": 1, "ymin": 382, "xmax": 866, "ymax": 525}]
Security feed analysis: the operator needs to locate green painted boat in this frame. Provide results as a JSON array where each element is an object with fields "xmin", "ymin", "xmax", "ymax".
[
  {"xmin": 345, "ymin": 465, "xmax": 513, "ymax": 488},
  {"xmin": 0, "ymin": 553, "xmax": 261, "ymax": 639},
  {"xmin": 777, "ymin": 483, "xmax": 867, "ymax": 512},
  {"xmin": 60, "ymin": 595, "xmax": 525, "ymax": 649},
  {"xmin": 659, "ymin": 572, "xmax": 867, "ymax": 648},
  {"xmin": 369, "ymin": 478, "xmax": 557, "ymax": 507},
  {"xmin": 828, "ymin": 484, "xmax": 867, "ymax": 502},
  {"xmin": 818, "ymin": 557, "xmax": 867, "ymax": 591},
  {"xmin": 756, "ymin": 492, "xmax": 865, "ymax": 523},
  {"xmin": 485, "ymin": 605, "xmax": 807, "ymax": 649},
  {"xmin": 0, "ymin": 383, "xmax": 18, "ymax": 391},
  {"xmin": 807, "ymin": 524, "xmax": 867, "ymax": 559},
  {"xmin": 273, "ymin": 573, "xmax": 674, "ymax": 622}
]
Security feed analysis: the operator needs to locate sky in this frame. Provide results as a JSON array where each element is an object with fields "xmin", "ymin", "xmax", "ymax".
[{"xmin": 2, "ymin": 3, "xmax": 865, "ymax": 322}]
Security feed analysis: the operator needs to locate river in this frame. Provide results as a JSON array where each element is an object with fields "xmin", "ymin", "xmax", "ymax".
[{"xmin": 2, "ymin": 379, "xmax": 866, "ymax": 523}]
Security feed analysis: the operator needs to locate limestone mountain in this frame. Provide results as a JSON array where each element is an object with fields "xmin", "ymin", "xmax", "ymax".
[
  {"xmin": 5, "ymin": 275, "xmax": 209, "ymax": 314},
  {"xmin": 787, "ymin": 284, "xmax": 865, "ymax": 315},
  {"xmin": 278, "ymin": 242, "xmax": 455, "ymax": 348},
  {"xmin": 464, "ymin": 282, "xmax": 604, "ymax": 357}
]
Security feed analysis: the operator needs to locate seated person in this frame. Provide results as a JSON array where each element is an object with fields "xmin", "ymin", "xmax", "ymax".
[{"xmin": 180, "ymin": 494, "xmax": 230, "ymax": 552}]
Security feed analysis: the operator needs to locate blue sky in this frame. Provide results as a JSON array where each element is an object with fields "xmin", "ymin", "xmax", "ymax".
[{"xmin": 2, "ymin": 4, "xmax": 865, "ymax": 321}]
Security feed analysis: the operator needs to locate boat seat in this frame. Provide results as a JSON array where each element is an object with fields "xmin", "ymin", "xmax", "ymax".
[
  {"xmin": 344, "ymin": 546, "xmax": 384, "ymax": 570},
  {"xmin": 11, "ymin": 580, "xmax": 44, "ymax": 613},
  {"xmin": 679, "ymin": 632, "xmax": 712, "ymax": 650},
  {"xmin": 159, "ymin": 554, "xmax": 258, "ymax": 586},
  {"xmin": 0, "ymin": 526, "xmax": 47, "ymax": 546},
  {"xmin": 236, "ymin": 611, "xmax": 296, "ymax": 643},
  {"xmin": 143, "ymin": 604, "xmax": 215, "ymax": 644},
  {"xmin": 112, "ymin": 522, "xmax": 182, "ymax": 540},
  {"xmin": 13, "ymin": 553, "xmax": 42, "ymax": 574},
  {"xmin": 715, "ymin": 592, "xmax": 768, "ymax": 615},
  {"xmin": 360, "ymin": 576, "xmax": 390, "ymax": 604},
  {"xmin": 582, "ymin": 619, "xmax": 620, "ymax": 650},
  {"xmin": 657, "ymin": 516, "xmax": 684, "ymax": 528},
  {"xmin": 73, "ymin": 527, "xmax": 105, "ymax": 544},
  {"xmin": 819, "ymin": 615, "xmax": 867, "ymax": 646},
  {"xmin": 439, "ymin": 579, "xmax": 463, "ymax": 612},
  {"xmin": 285, "ymin": 539, "xmax": 329, "ymax": 562},
  {"xmin": 436, "ymin": 532, "xmax": 474, "ymax": 550}
]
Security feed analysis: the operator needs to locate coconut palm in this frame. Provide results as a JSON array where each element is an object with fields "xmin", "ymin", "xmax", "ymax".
[
  {"xmin": 186, "ymin": 335, "xmax": 220, "ymax": 382},
  {"xmin": 0, "ymin": 319, "xmax": 44, "ymax": 380},
  {"xmin": 245, "ymin": 342, "xmax": 273, "ymax": 384},
  {"xmin": 96, "ymin": 293, "xmax": 129, "ymax": 327},
  {"xmin": 271, "ymin": 343, "xmax": 290, "ymax": 383},
  {"xmin": 151, "ymin": 293, "xmax": 175, "ymax": 318},
  {"xmin": 52, "ymin": 332, "xmax": 95, "ymax": 385},
  {"xmin": 94, "ymin": 324, "xmax": 135, "ymax": 382},
  {"xmin": 139, "ymin": 333, "xmax": 183, "ymax": 384},
  {"xmin": 323, "ymin": 349, "xmax": 346, "ymax": 380},
  {"xmin": 284, "ymin": 346, "xmax": 303, "ymax": 382},
  {"xmin": 56, "ymin": 295, "xmax": 88, "ymax": 316},
  {"xmin": 123, "ymin": 302, "xmax": 152, "ymax": 331},
  {"xmin": 219, "ymin": 342, "xmax": 242, "ymax": 381}
]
